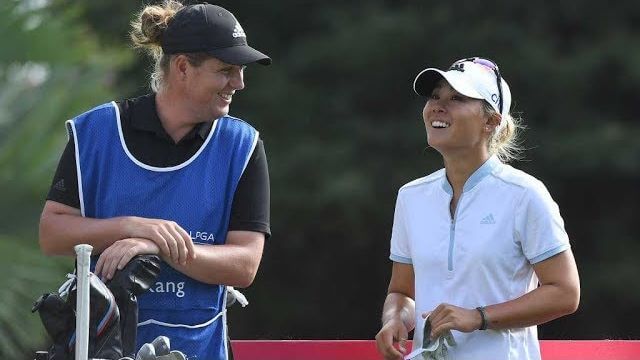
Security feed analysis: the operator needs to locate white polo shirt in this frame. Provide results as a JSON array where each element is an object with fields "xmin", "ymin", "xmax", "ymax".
[{"xmin": 390, "ymin": 156, "xmax": 570, "ymax": 360}]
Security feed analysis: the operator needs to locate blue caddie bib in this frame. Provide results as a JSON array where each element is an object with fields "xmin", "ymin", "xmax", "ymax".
[{"xmin": 68, "ymin": 101, "xmax": 258, "ymax": 360}]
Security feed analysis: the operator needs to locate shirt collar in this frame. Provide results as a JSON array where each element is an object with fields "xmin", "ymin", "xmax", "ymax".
[
  {"xmin": 131, "ymin": 93, "xmax": 213, "ymax": 142},
  {"xmin": 442, "ymin": 156, "xmax": 502, "ymax": 195}
]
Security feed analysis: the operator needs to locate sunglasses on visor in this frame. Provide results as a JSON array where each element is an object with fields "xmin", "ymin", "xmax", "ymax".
[{"xmin": 450, "ymin": 57, "xmax": 504, "ymax": 114}]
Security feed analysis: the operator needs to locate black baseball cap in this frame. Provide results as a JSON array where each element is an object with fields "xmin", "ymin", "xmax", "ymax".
[{"xmin": 161, "ymin": 3, "xmax": 271, "ymax": 66}]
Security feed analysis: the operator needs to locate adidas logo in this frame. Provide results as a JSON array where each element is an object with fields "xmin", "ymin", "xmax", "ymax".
[
  {"xmin": 53, "ymin": 179, "xmax": 66, "ymax": 192},
  {"xmin": 232, "ymin": 22, "xmax": 246, "ymax": 38},
  {"xmin": 480, "ymin": 213, "xmax": 495, "ymax": 225}
]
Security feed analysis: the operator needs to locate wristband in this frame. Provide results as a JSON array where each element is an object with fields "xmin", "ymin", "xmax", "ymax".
[{"xmin": 476, "ymin": 306, "xmax": 489, "ymax": 330}]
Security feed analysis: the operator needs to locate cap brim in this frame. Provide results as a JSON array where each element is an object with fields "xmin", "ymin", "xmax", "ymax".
[
  {"xmin": 208, "ymin": 45, "xmax": 272, "ymax": 66},
  {"xmin": 413, "ymin": 68, "xmax": 482, "ymax": 99}
]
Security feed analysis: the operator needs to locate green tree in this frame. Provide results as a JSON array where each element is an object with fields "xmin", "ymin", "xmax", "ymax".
[{"xmin": 0, "ymin": 1, "xmax": 130, "ymax": 356}]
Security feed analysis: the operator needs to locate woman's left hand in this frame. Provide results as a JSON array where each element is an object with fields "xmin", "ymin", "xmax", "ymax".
[
  {"xmin": 95, "ymin": 238, "xmax": 160, "ymax": 281},
  {"xmin": 422, "ymin": 303, "xmax": 482, "ymax": 339}
]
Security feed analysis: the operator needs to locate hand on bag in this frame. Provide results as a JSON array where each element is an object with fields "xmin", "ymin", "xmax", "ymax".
[{"xmin": 95, "ymin": 238, "xmax": 159, "ymax": 281}]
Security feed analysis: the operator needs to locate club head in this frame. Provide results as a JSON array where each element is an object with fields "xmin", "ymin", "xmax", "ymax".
[
  {"xmin": 34, "ymin": 351, "xmax": 49, "ymax": 360},
  {"xmin": 135, "ymin": 343, "xmax": 156, "ymax": 360},
  {"xmin": 151, "ymin": 336, "xmax": 171, "ymax": 356},
  {"xmin": 156, "ymin": 350, "xmax": 187, "ymax": 360}
]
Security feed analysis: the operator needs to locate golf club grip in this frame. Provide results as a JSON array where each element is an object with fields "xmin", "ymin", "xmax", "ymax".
[{"xmin": 74, "ymin": 244, "xmax": 93, "ymax": 360}]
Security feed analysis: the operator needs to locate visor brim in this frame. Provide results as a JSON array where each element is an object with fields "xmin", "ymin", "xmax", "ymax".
[
  {"xmin": 413, "ymin": 68, "xmax": 483, "ymax": 100},
  {"xmin": 208, "ymin": 45, "xmax": 272, "ymax": 66}
]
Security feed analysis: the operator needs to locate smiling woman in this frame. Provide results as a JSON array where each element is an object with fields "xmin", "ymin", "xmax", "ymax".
[
  {"xmin": 155, "ymin": 55, "xmax": 247, "ymax": 139},
  {"xmin": 416, "ymin": 57, "xmax": 522, "ymax": 164},
  {"xmin": 375, "ymin": 58, "xmax": 580, "ymax": 360},
  {"xmin": 38, "ymin": 1, "xmax": 272, "ymax": 359}
]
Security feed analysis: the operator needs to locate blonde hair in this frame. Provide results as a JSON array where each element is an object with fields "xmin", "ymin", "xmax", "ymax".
[
  {"xmin": 129, "ymin": 0, "xmax": 184, "ymax": 91},
  {"xmin": 483, "ymin": 102, "xmax": 525, "ymax": 163}
]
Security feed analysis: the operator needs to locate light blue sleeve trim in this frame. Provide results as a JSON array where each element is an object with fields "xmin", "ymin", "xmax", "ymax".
[
  {"xmin": 529, "ymin": 244, "xmax": 570, "ymax": 264},
  {"xmin": 390, "ymin": 254, "xmax": 412, "ymax": 264}
]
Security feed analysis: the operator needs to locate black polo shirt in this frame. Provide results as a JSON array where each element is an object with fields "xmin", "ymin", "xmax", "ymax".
[{"xmin": 47, "ymin": 93, "xmax": 270, "ymax": 237}]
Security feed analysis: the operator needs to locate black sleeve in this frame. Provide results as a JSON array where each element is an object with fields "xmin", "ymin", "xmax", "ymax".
[
  {"xmin": 228, "ymin": 139, "xmax": 271, "ymax": 238},
  {"xmin": 46, "ymin": 137, "xmax": 80, "ymax": 208}
]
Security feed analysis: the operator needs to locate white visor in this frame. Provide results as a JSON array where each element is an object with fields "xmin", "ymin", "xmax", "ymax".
[{"xmin": 413, "ymin": 58, "xmax": 512, "ymax": 122}]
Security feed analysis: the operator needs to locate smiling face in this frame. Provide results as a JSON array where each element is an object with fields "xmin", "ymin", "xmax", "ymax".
[
  {"xmin": 181, "ymin": 56, "xmax": 246, "ymax": 122},
  {"xmin": 423, "ymin": 79, "xmax": 497, "ymax": 159}
]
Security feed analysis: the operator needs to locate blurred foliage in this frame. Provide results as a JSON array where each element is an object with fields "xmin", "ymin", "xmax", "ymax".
[
  {"xmin": 0, "ymin": 0, "xmax": 130, "ymax": 356},
  {"xmin": 1, "ymin": 0, "xmax": 639, "ymax": 357}
]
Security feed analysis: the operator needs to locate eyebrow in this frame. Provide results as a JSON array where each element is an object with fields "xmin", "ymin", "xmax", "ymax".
[{"xmin": 217, "ymin": 64, "xmax": 245, "ymax": 72}]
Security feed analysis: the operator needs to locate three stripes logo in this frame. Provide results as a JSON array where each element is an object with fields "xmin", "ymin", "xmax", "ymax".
[
  {"xmin": 480, "ymin": 213, "xmax": 495, "ymax": 225},
  {"xmin": 232, "ymin": 22, "xmax": 246, "ymax": 38},
  {"xmin": 53, "ymin": 179, "xmax": 66, "ymax": 192}
]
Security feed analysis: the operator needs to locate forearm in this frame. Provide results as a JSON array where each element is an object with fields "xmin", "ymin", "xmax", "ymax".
[
  {"xmin": 165, "ymin": 231, "xmax": 264, "ymax": 287},
  {"xmin": 484, "ymin": 283, "xmax": 579, "ymax": 330},
  {"xmin": 39, "ymin": 210, "xmax": 128, "ymax": 256},
  {"xmin": 382, "ymin": 292, "xmax": 416, "ymax": 331},
  {"xmin": 483, "ymin": 250, "xmax": 580, "ymax": 330}
]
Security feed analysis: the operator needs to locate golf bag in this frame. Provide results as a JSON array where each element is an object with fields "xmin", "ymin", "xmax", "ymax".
[
  {"xmin": 32, "ymin": 272, "xmax": 122, "ymax": 359},
  {"xmin": 105, "ymin": 255, "xmax": 161, "ymax": 358},
  {"xmin": 32, "ymin": 255, "xmax": 161, "ymax": 360}
]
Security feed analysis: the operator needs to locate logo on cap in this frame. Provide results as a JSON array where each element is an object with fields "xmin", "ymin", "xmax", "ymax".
[
  {"xmin": 449, "ymin": 63, "xmax": 465, "ymax": 72},
  {"xmin": 232, "ymin": 22, "xmax": 246, "ymax": 38}
]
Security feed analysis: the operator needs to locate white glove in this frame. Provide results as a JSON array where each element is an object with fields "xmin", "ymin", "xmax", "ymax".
[
  {"xmin": 405, "ymin": 316, "xmax": 456, "ymax": 360},
  {"xmin": 226, "ymin": 286, "xmax": 249, "ymax": 307}
]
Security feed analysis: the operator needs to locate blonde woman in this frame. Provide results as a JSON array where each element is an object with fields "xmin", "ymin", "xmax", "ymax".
[{"xmin": 375, "ymin": 57, "xmax": 580, "ymax": 360}]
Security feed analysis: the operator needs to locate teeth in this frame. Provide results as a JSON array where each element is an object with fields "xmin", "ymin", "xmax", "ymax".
[
  {"xmin": 219, "ymin": 93, "xmax": 232, "ymax": 100},
  {"xmin": 431, "ymin": 121, "xmax": 450, "ymax": 128}
]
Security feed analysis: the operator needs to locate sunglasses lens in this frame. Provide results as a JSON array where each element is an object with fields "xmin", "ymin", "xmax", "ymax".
[
  {"xmin": 472, "ymin": 58, "xmax": 503, "ymax": 113},
  {"xmin": 472, "ymin": 58, "xmax": 497, "ymax": 70}
]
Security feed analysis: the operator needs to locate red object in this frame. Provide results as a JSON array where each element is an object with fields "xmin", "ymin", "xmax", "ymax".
[
  {"xmin": 540, "ymin": 340, "xmax": 640, "ymax": 360},
  {"xmin": 231, "ymin": 340, "xmax": 640, "ymax": 360}
]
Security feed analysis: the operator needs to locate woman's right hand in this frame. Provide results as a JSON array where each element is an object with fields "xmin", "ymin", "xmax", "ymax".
[
  {"xmin": 375, "ymin": 318, "xmax": 410, "ymax": 360},
  {"xmin": 123, "ymin": 216, "xmax": 196, "ymax": 265}
]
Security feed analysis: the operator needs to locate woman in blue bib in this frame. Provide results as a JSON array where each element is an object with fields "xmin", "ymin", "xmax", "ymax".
[{"xmin": 39, "ymin": 2, "xmax": 272, "ymax": 359}]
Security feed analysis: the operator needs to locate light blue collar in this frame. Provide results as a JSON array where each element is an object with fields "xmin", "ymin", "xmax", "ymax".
[{"xmin": 442, "ymin": 156, "xmax": 502, "ymax": 195}]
